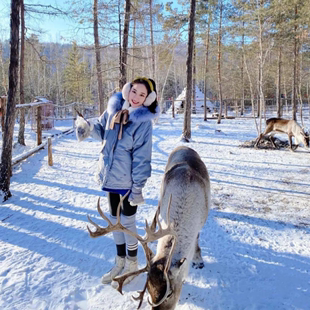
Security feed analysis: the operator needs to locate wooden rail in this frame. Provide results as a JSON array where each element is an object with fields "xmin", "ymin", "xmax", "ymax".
[{"xmin": 11, "ymin": 128, "xmax": 74, "ymax": 167}]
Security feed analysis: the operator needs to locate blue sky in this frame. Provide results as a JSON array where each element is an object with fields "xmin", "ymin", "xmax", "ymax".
[
  {"xmin": 0, "ymin": 0, "xmax": 86, "ymax": 43},
  {"xmin": 0, "ymin": 0, "xmax": 183, "ymax": 43}
]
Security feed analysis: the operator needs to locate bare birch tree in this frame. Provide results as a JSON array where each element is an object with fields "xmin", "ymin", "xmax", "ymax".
[
  {"xmin": 217, "ymin": 0, "xmax": 223, "ymax": 124},
  {"xmin": 203, "ymin": 8, "xmax": 211, "ymax": 122},
  {"xmin": 276, "ymin": 46, "xmax": 282, "ymax": 118},
  {"xmin": 93, "ymin": 0, "xmax": 105, "ymax": 115},
  {"xmin": 292, "ymin": 4, "xmax": 298, "ymax": 121}
]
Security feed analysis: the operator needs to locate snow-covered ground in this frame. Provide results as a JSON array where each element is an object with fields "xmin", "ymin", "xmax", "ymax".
[{"xmin": 0, "ymin": 113, "xmax": 310, "ymax": 310}]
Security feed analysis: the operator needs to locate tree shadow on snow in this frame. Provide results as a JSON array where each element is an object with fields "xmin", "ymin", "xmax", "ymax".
[
  {"xmin": 0, "ymin": 201, "xmax": 152, "ymax": 279},
  {"xmin": 177, "ymin": 210, "xmax": 310, "ymax": 309}
]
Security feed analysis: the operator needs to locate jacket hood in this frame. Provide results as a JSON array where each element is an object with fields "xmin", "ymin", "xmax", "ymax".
[{"xmin": 107, "ymin": 92, "xmax": 160, "ymax": 123}]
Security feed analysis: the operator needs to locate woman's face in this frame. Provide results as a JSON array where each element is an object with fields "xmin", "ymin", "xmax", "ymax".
[{"xmin": 128, "ymin": 83, "xmax": 148, "ymax": 108}]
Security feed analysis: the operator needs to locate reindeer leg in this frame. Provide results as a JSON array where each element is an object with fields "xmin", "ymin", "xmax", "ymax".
[
  {"xmin": 192, "ymin": 234, "xmax": 204, "ymax": 269},
  {"xmin": 269, "ymin": 134, "xmax": 277, "ymax": 149},
  {"xmin": 254, "ymin": 134, "xmax": 263, "ymax": 148},
  {"xmin": 292, "ymin": 135, "xmax": 299, "ymax": 151},
  {"xmin": 288, "ymin": 135, "xmax": 296, "ymax": 152}
]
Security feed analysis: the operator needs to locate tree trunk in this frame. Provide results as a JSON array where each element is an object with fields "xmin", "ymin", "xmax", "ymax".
[
  {"xmin": 0, "ymin": 43, "xmax": 8, "ymax": 95},
  {"xmin": 204, "ymin": 11, "xmax": 211, "ymax": 121},
  {"xmin": 276, "ymin": 46, "xmax": 282, "ymax": 118},
  {"xmin": 217, "ymin": 0, "xmax": 223, "ymax": 124},
  {"xmin": 173, "ymin": 60, "xmax": 178, "ymax": 98},
  {"xmin": 159, "ymin": 52, "xmax": 174, "ymax": 113},
  {"xmin": 0, "ymin": 96, "xmax": 7, "ymax": 133},
  {"xmin": 258, "ymin": 0, "xmax": 264, "ymax": 133},
  {"xmin": 118, "ymin": 0, "xmax": 122, "ymax": 89},
  {"xmin": 244, "ymin": 53, "xmax": 259, "ymax": 133},
  {"xmin": 119, "ymin": 0, "xmax": 131, "ymax": 89},
  {"xmin": 297, "ymin": 30, "xmax": 304, "ymax": 125},
  {"xmin": 307, "ymin": 82, "xmax": 310, "ymax": 117},
  {"xmin": 283, "ymin": 74, "xmax": 288, "ymax": 116},
  {"xmin": 0, "ymin": 0, "xmax": 21, "ymax": 201},
  {"xmin": 150, "ymin": 0, "xmax": 155, "ymax": 78},
  {"xmin": 93, "ymin": 0, "xmax": 105, "ymax": 115},
  {"xmin": 18, "ymin": 0, "xmax": 25, "ymax": 146},
  {"xmin": 292, "ymin": 4, "xmax": 298, "ymax": 121},
  {"xmin": 182, "ymin": 0, "xmax": 196, "ymax": 141},
  {"xmin": 37, "ymin": 106, "xmax": 42, "ymax": 146},
  {"xmin": 192, "ymin": 43, "xmax": 196, "ymax": 114},
  {"xmin": 131, "ymin": 17, "xmax": 136, "ymax": 80},
  {"xmin": 241, "ymin": 20, "xmax": 245, "ymax": 116}
]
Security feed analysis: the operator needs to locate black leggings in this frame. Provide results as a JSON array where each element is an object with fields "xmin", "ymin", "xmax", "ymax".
[
  {"xmin": 107, "ymin": 192, "xmax": 138, "ymax": 257},
  {"xmin": 108, "ymin": 192, "xmax": 137, "ymax": 217}
]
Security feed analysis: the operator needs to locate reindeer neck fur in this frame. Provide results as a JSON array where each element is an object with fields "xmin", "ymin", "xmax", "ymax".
[
  {"xmin": 154, "ymin": 146, "xmax": 210, "ymax": 267},
  {"xmin": 267, "ymin": 118, "xmax": 302, "ymax": 135}
]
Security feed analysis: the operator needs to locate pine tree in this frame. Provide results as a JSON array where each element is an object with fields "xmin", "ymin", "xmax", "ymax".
[{"xmin": 63, "ymin": 42, "xmax": 91, "ymax": 104}]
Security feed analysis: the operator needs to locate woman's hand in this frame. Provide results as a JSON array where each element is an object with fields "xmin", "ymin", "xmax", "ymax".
[
  {"xmin": 75, "ymin": 116, "xmax": 93, "ymax": 141},
  {"xmin": 128, "ymin": 187, "xmax": 144, "ymax": 206}
]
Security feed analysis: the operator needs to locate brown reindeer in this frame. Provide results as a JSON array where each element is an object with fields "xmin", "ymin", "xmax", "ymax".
[
  {"xmin": 254, "ymin": 118, "xmax": 309, "ymax": 151},
  {"xmin": 87, "ymin": 146, "xmax": 211, "ymax": 309}
]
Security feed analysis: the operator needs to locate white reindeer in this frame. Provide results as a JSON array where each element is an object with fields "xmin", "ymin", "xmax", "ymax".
[
  {"xmin": 254, "ymin": 118, "xmax": 309, "ymax": 151},
  {"xmin": 87, "ymin": 146, "xmax": 211, "ymax": 309}
]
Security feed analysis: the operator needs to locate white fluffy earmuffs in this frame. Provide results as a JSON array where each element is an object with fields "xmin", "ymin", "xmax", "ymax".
[{"xmin": 122, "ymin": 80, "xmax": 157, "ymax": 107}]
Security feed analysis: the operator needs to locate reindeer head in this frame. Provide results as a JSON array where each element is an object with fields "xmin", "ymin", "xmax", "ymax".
[
  {"xmin": 301, "ymin": 129, "xmax": 310, "ymax": 148},
  {"xmin": 147, "ymin": 256, "xmax": 186, "ymax": 310},
  {"xmin": 87, "ymin": 193, "xmax": 179, "ymax": 309}
]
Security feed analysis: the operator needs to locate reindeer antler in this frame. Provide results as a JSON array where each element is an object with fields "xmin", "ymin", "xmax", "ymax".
[
  {"xmin": 113, "ymin": 265, "xmax": 149, "ymax": 295},
  {"xmin": 147, "ymin": 195, "xmax": 177, "ymax": 308},
  {"xmin": 87, "ymin": 193, "xmax": 177, "ymax": 308},
  {"xmin": 132, "ymin": 277, "xmax": 149, "ymax": 309}
]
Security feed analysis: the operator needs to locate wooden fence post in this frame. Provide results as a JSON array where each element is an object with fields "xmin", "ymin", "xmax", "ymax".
[
  {"xmin": 37, "ymin": 106, "xmax": 42, "ymax": 145},
  {"xmin": 172, "ymin": 98, "xmax": 175, "ymax": 118},
  {"xmin": 48, "ymin": 137, "xmax": 53, "ymax": 166}
]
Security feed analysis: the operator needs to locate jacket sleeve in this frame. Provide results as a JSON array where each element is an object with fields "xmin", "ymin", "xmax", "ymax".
[
  {"xmin": 90, "ymin": 111, "xmax": 108, "ymax": 141},
  {"xmin": 90, "ymin": 93, "xmax": 123, "ymax": 141},
  {"xmin": 131, "ymin": 121, "xmax": 153, "ymax": 189}
]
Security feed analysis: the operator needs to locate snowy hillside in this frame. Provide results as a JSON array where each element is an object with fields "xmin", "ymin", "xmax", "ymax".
[{"xmin": 0, "ymin": 113, "xmax": 310, "ymax": 310}]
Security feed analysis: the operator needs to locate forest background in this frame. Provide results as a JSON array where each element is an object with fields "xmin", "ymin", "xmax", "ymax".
[{"xmin": 1, "ymin": 0, "xmax": 310, "ymax": 115}]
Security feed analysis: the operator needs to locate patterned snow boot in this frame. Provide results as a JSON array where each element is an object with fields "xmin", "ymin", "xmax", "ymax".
[
  {"xmin": 101, "ymin": 256, "xmax": 125, "ymax": 284},
  {"xmin": 111, "ymin": 257, "xmax": 138, "ymax": 289}
]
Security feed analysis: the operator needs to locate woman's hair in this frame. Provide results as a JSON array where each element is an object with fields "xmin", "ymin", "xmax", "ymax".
[{"xmin": 132, "ymin": 77, "xmax": 158, "ymax": 113}]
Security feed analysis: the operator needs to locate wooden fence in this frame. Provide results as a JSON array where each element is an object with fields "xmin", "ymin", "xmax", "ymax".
[
  {"xmin": 160, "ymin": 97, "xmax": 310, "ymax": 120},
  {"xmin": 0, "ymin": 97, "xmax": 78, "ymax": 167}
]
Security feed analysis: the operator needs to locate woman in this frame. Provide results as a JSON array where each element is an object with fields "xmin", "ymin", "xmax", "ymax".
[{"xmin": 75, "ymin": 77, "xmax": 159, "ymax": 287}]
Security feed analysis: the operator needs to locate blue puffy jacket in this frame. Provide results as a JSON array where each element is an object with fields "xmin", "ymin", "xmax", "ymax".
[{"xmin": 90, "ymin": 92, "xmax": 160, "ymax": 191}]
